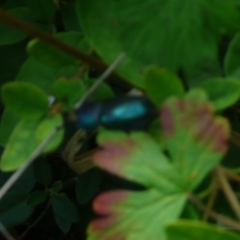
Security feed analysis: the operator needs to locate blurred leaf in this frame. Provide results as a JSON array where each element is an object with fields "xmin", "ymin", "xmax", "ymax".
[
  {"xmin": 0, "ymin": 7, "xmax": 33, "ymax": 45},
  {"xmin": 0, "ymin": 108, "xmax": 19, "ymax": 147},
  {"xmin": 17, "ymin": 57, "xmax": 80, "ymax": 93},
  {"xmin": 27, "ymin": 32, "xmax": 85, "ymax": 69},
  {"xmin": 51, "ymin": 193, "xmax": 79, "ymax": 233},
  {"xmin": 0, "ymin": 165, "xmax": 36, "ymax": 193},
  {"xmin": 88, "ymin": 80, "xmax": 114, "ymax": 100},
  {"xmin": 33, "ymin": 158, "xmax": 52, "ymax": 187},
  {"xmin": 0, "ymin": 200, "xmax": 34, "ymax": 228},
  {"xmin": 26, "ymin": 190, "xmax": 47, "ymax": 207},
  {"xmin": 199, "ymin": 78, "xmax": 240, "ymax": 111},
  {"xmin": 60, "ymin": 1, "xmax": 81, "ymax": 31},
  {"xmin": 0, "ymin": 40, "xmax": 28, "ymax": 86},
  {"xmin": 166, "ymin": 220, "xmax": 240, "ymax": 240},
  {"xmin": 161, "ymin": 89, "xmax": 230, "ymax": 190},
  {"xmin": 224, "ymin": 32, "xmax": 240, "ymax": 78},
  {"xmin": 1, "ymin": 82, "xmax": 49, "ymax": 119},
  {"xmin": 89, "ymin": 190, "xmax": 186, "ymax": 240},
  {"xmin": 0, "ymin": 118, "xmax": 40, "ymax": 171},
  {"xmin": 0, "ymin": 192, "xmax": 27, "ymax": 213},
  {"xmin": 77, "ymin": 0, "xmax": 240, "ymax": 87},
  {"xmin": 35, "ymin": 114, "xmax": 64, "ymax": 152},
  {"xmin": 51, "ymin": 181, "xmax": 63, "ymax": 193},
  {"xmin": 26, "ymin": 0, "xmax": 56, "ymax": 22},
  {"xmin": 144, "ymin": 67, "xmax": 184, "ymax": 106},
  {"xmin": 53, "ymin": 77, "xmax": 85, "ymax": 110},
  {"xmin": 75, "ymin": 169, "xmax": 101, "ymax": 204}
]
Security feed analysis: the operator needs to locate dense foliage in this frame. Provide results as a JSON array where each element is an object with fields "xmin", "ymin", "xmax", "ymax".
[{"xmin": 1, "ymin": 0, "xmax": 240, "ymax": 239}]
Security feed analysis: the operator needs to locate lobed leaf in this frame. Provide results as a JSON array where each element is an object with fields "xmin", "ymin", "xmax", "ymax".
[
  {"xmin": 88, "ymin": 190, "xmax": 186, "ymax": 240},
  {"xmin": 94, "ymin": 130, "xmax": 179, "ymax": 193},
  {"xmin": 161, "ymin": 89, "xmax": 230, "ymax": 190}
]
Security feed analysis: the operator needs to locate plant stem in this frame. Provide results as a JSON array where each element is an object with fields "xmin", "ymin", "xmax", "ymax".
[
  {"xmin": 0, "ymin": 7, "xmax": 120, "ymax": 76},
  {"xmin": 20, "ymin": 200, "xmax": 51, "ymax": 239},
  {"xmin": 188, "ymin": 193, "xmax": 240, "ymax": 231}
]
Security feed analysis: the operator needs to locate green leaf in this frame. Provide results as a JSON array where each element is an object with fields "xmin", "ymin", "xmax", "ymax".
[
  {"xmin": 51, "ymin": 193, "xmax": 79, "ymax": 233},
  {"xmin": 0, "ymin": 200, "xmax": 34, "ymax": 228},
  {"xmin": 0, "ymin": 7, "xmax": 33, "ymax": 45},
  {"xmin": 161, "ymin": 89, "xmax": 230, "ymax": 190},
  {"xmin": 88, "ymin": 80, "xmax": 114, "ymax": 101},
  {"xmin": 27, "ymin": 32, "xmax": 85, "ymax": 69},
  {"xmin": 199, "ymin": 78, "xmax": 240, "ymax": 111},
  {"xmin": 94, "ymin": 130, "xmax": 179, "ymax": 192},
  {"xmin": 77, "ymin": 0, "xmax": 240, "ymax": 87},
  {"xmin": 75, "ymin": 169, "xmax": 101, "ymax": 204},
  {"xmin": 144, "ymin": 67, "xmax": 184, "ymax": 106},
  {"xmin": 53, "ymin": 77, "xmax": 85, "ymax": 110},
  {"xmin": 33, "ymin": 158, "xmax": 52, "ymax": 187},
  {"xmin": 88, "ymin": 190, "xmax": 186, "ymax": 240},
  {"xmin": 51, "ymin": 181, "xmax": 63, "ymax": 193},
  {"xmin": 166, "ymin": 221, "xmax": 240, "ymax": 240},
  {"xmin": 16, "ymin": 57, "xmax": 80, "ymax": 93},
  {"xmin": 26, "ymin": 0, "xmax": 56, "ymax": 22},
  {"xmin": 0, "ymin": 108, "xmax": 19, "ymax": 147},
  {"xmin": 0, "ymin": 118, "xmax": 40, "ymax": 171},
  {"xmin": 35, "ymin": 114, "xmax": 64, "ymax": 152},
  {"xmin": 224, "ymin": 32, "xmax": 240, "ymax": 78},
  {"xmin": 0, "ymin": 40, "xmax": 28, "ymax": 86},
  {"xmin": 1, "ymin": 82, "xmax": 49, "ymax": 119},
  {"xmin": 26, "ymin": 190, "xmax": 47, "ymax": 207}
]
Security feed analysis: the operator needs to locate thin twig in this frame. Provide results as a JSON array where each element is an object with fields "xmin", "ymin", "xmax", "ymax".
[
  {"xmin": 188, "ymin": 193, "xmax": 240, "ymax": 231},
  {"xmin": 202, "ymin": 182, "xmax": 219, "ymax": 221},
  {"xmin": 0, "ymin": 7, "xmax": 121, "ymax": 77},
  {"xmin": 74, "ymin": 52, "xmax": 125, "ymax": 109},
  {"xmin": 215, "ymin": 166, "xmax": 240, "ymax": 221},
  {"xmin": 20, "ymin": 200, "xmax": 51, "ymax": 239}
]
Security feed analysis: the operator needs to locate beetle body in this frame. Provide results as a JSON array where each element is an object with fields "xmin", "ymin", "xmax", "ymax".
[{"xmin": 76, "ymin": 96, "xmax": 156, "ymax": 131}]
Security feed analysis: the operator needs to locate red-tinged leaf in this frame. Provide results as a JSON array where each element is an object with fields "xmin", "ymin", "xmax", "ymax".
[
  {"xmin": 94, "ymin": 130, "xmax": 179, "ymax": 192},
  {"xmin": 161, "ymin": 89, "xmax": 230, "ymax": 190},
  {"xmin": 88, "ymin": 190, "xmax": 186, "ymax": 240}
]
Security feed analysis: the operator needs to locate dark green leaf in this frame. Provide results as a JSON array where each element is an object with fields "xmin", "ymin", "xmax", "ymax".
[
  {"xmin": 144, "ymin": 66, "xmax": 184, "ymax": 106},
  {"xmin": 51, "ymin": 193, "xmax": 79, "ymax": 233},
  {"xmin": 77, "ymin": 0, "xmax": 240, "ymax": 87},
  {"xmin": 0, "ymin": 7, "xmax": 33, "ymax": 45},
  {"xmin": 51, "ymin": 181, "xmax": 63, "ymax": 193},
  {"xmin": 1, "ymin": 82, "xmax": 49, "ymax": 119},
  {"xmin": 0, "ymin": 201, "xmax": 34, "ymax": 228},
  {"xmin": 75, "ymin": 169, "xmax": 101, "ymax": 204},
  {"xmin": 33, "ymin": 158, "xmax": 52, "ymax": 187},
  {"xmin": 26, "ymin": 0, "xmax": 56, "ymax": 22},
  {"xmin": 27, "ymin": 32, "xmax": 85, "ymax": 69},
  {"xmin": 26, "ymin": 190, "xmax": 47, "ymax": 207},
  {"xmin": 199, "ymin": 78, "xmax": 240, "ymax": 111},
  {"xmin": 224, "ymin": 32, "xmax": 240, "ymax": 78}
]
